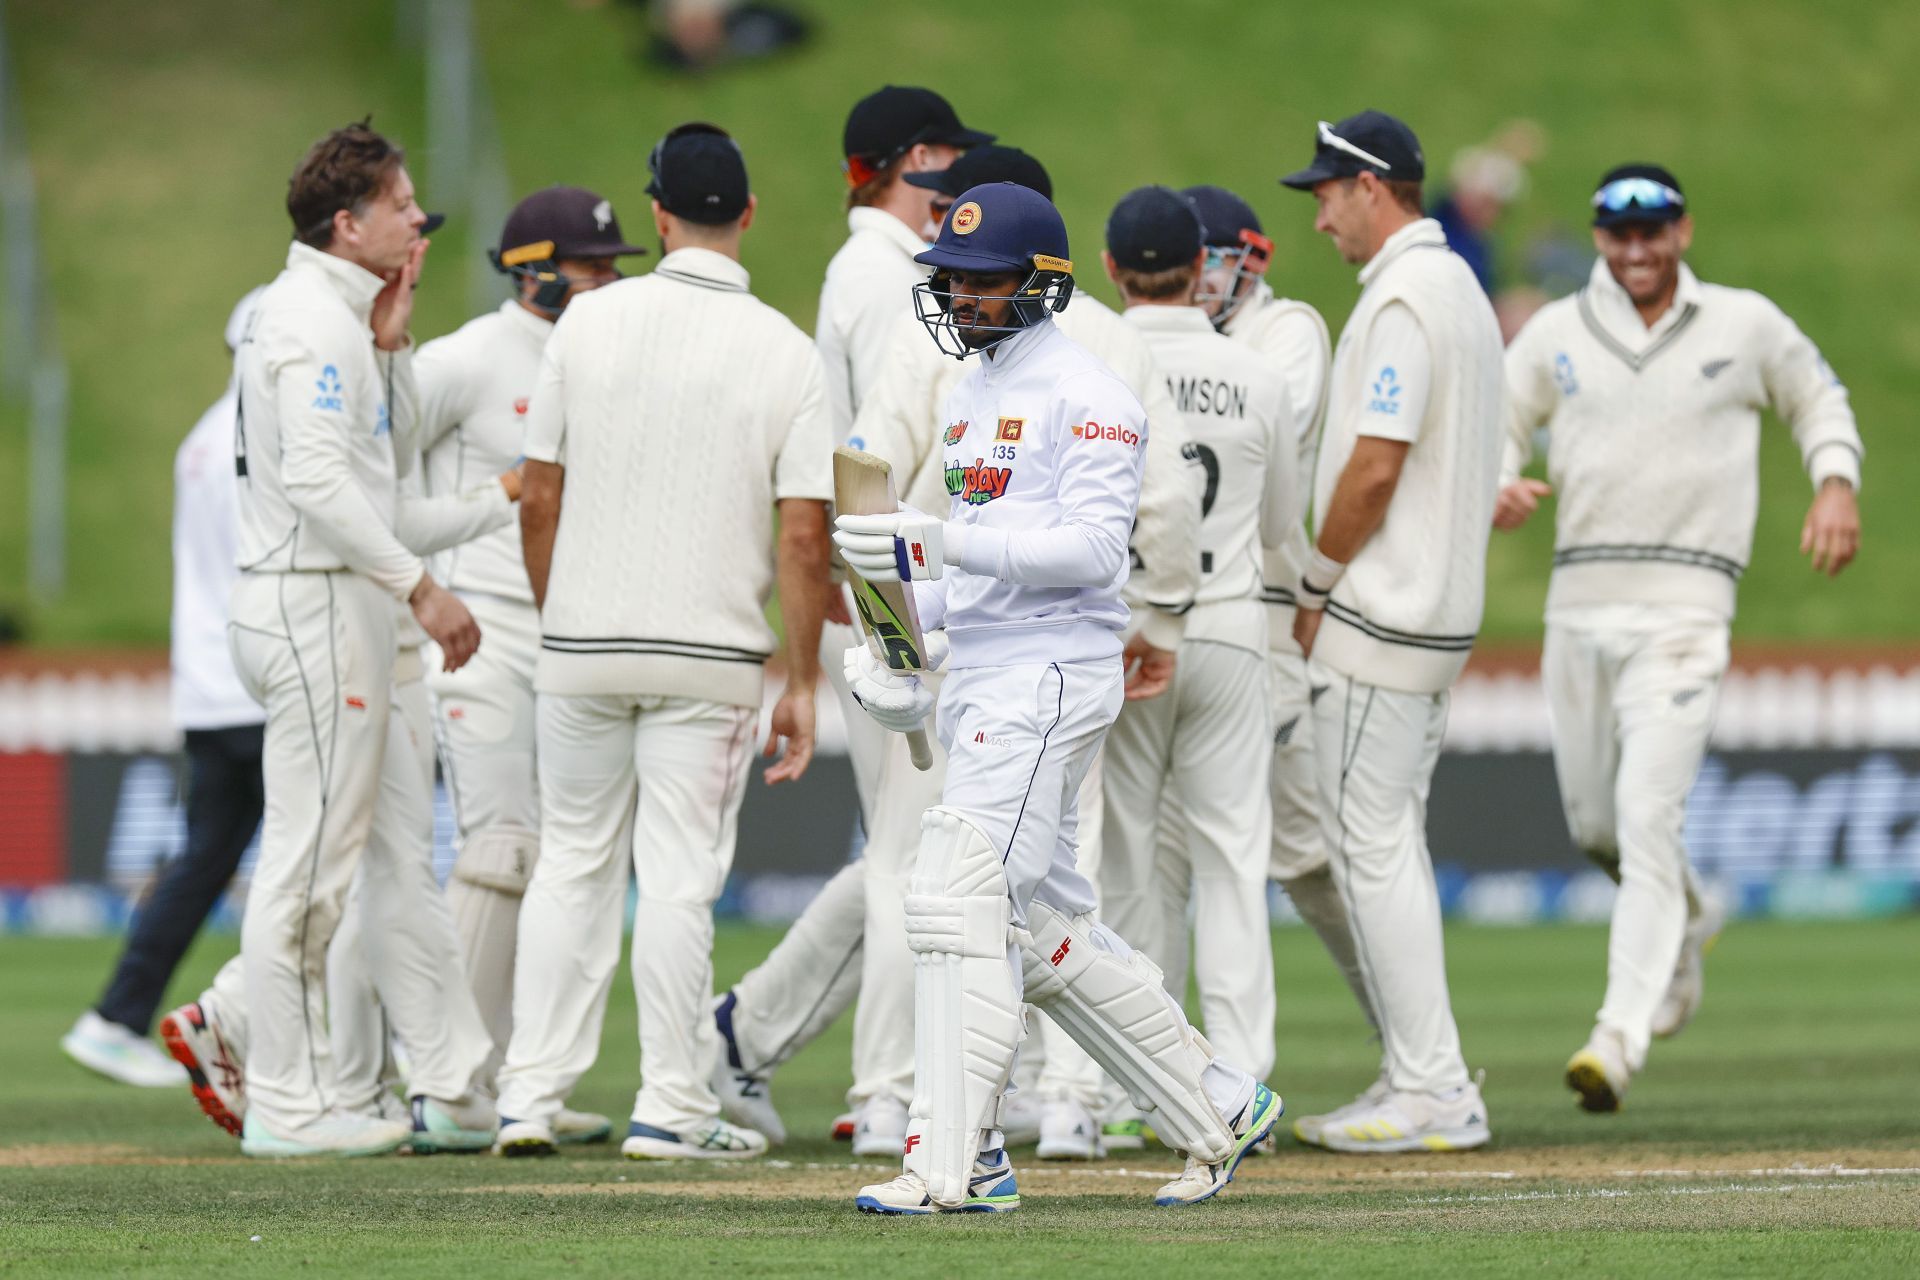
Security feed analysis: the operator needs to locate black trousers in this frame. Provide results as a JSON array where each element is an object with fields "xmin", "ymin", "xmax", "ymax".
[{"xmin": 95, "ymin": 724, "xmax": 265, "ymax": 1034}]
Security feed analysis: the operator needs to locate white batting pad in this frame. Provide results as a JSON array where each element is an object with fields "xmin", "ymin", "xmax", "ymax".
[{"xmin": 451, "ymin": 823, "xmax": 541, "ymax": 896}]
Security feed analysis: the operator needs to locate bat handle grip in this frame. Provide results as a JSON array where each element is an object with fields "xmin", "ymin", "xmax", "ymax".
[{"xmin": 906, "ymin": 727, "xmax": 934, "ymax": 772}]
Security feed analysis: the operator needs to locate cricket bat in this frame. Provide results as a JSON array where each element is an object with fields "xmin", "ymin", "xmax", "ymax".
[{"xmin": 833, "ymin": 445, "xmax": 935, "ymax": 772}]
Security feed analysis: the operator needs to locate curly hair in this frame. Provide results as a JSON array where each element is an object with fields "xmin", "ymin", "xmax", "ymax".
[{"xmin": 287, "ymin": 118, "xmax": 406, "ymax": 248}]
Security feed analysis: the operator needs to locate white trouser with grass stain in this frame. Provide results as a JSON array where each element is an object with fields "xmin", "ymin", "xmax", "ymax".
[
  {"xmin": 225, "ymin": 570, "xmax": 393, "ymax": 1136},
  {"xmin": 1309, "ymin": 659, "xmax": 1468, "ymax": 1096},
  {"xmin": 902, "ymin": 658, "xmax": 1253, "ymax": 1206},
  {"xmin": 327, "ymin": 650, "xmax": 496, "ymax": 1113},
  {"xmin": 496, "ymin": 691, "xmax": 758, "ymax": 1134},
  {"xmin": 1543, "ymin": 603, "xmax": 1726, "ymax": 1072},
  {"xmin": 426, "ymin": 591, "xmax": 544, "ymax": 1089}
]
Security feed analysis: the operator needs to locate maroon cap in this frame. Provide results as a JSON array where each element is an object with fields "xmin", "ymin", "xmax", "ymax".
[{"xmin": 496, "ymin": 186, "xmax": 646, "ymax": 266}]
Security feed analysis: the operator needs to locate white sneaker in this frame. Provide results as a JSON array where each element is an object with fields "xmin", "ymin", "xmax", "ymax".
[
  {"xmin": 1154, "ymin": 1082, "xmax": 1282, "ymax": 1206},
  {"xmin": 409, "ymin": 1094, "xmax": 499, "ymax": 1154},
  {"xmin": 850, "ymin": 1095, "xmax": 909, "ymax": 1158},
  {"xmin": 1035, "ymin": 1097, "xmax": 1102, "ymax": 1161},
  {"xmin": 157, "ymin": 999, "xmax": 246, "ymax": 1137},
  {"xmin": 710, "ymin": 991, "xmax": 787, "ymax": 1145},
  {"xmin": 623, "ymin": 1117, "xmax": 767, "ymax": 1161},
  {"xmin": 554, "ymin": 1107, "xmax": 613, "ymax": 1145},
  {"xmin": 1099, "ymin": 1114, "xmax": 1154, "ymax": 1151},
  {"xmin": 61, "ymin": 1011, "xmax": 186, "ymax": 1088},
  {"xmin": 1314, "ymin": 1080, "xmax": 1491, "ymax": 1154},
  {"xmin": 1566, "ymin": 1028, "xmax": 1632, "ymax": 1113},
  {"xmin": 999, "ymin": 1091, "xmax": 1043, "ymax": 1147},
  {"xmin": 1292, "ymin": 1071, "xmax": 1390, "ymax": 1148},
  {"xmin": 855, "ymin": 1148, "xmax": 1020, "ymax": 1215},
  {"xmin": 1652, "ymin": 895, "xmax": 1725, "ymax": 1039},
  {"xmin": 240, "ymin": 1110, "xmax": 409, "ymax": 1159},
  {"xmin": 495, "ymin": 1117, "xmax": 557, "ymax": 1157}
]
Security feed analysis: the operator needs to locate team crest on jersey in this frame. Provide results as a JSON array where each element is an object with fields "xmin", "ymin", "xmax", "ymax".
[
  {"xmin": 995, "ymin": 417, "xmax": 1024, "ymax": 442},
  {"xmin": 945, "ymin": 457, "xmax": 1012, "ymax": 505},
  {"xmin": 951, "ymin": 202, "xmax": 982, "ymax": 235},
  {"xmin": 943, "ymin": 419, "xmax": 970, "ymax": 446},
  {"xmin": 1553, "ymin": 352, "xmax": 1579, "ymax": 396},
  {"xmin": 1365, "ymin": 366, "xmax": 1402, "ymax": 416},
  {"xmin": 313, "ymin": 365, "xmax": 345, "ymax": 413}
]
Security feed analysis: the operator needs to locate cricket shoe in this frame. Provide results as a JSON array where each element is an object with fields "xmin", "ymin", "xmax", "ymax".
[
  {"xmin": 1100, "ymin": 1116, "xmax": 1155, "ymax": 1152},
  {"xmin": 1035, "ymin": 1098, "xmax": 1102, "ymax": 1161},
  {"xmin": 494, "ymin": 1117, "xmax": 557, "ymax": 1157},
  {"xmin": 554, "ymin": 1108, "xmax": 613, "ymax": 1145},
  {"xmin": 850, "ymin": 1095, "xmax": 909, "ymax": 1158},
  {"xmin": 157, "ymin": 999, "xmax": 246, "ymax": 1137},
  {"xmin": 711, "ymin": 991, "xmax": 786, "ymax": 1145},
  {"xmin": 999, "ymin": 1091, "xmax": 1044, "ymax": 1147},
  {"xmin": 830, "ymin": 1113, "xmax": 856, "ymax": 1141},
  {"xmin": 855, "ymin": 1148, "xmax": 1020, "ymax": 1215},
  {"xmin": 61, "ymin": 1011, "xmax": 186, "ymax": 1088},
  {"xmin": 1314, "ymin": 1080, "xmax": 1490, "ymax": 1154},
  {"xmin": 1566, "ymin": 1028, "xmax": 1632, "ymax": 1113},
  {"xmin": 623, "ymin": 1117, "xmax": 767, "ymax": 1161},
  {"xmin": 1652, "ymin": 895, "xmax": 1725, "ymax": 1040},
  {"xmin": 409, "ymin": 1093, "xmax": 499, "ymax": 1154},
  {"xmin": 1292, "ymin": 1071, "xmax": 1389, "ymax": 1148},
  {"xmin": 240, "ymin": 1110, "xmax": 409, "ymax": 1159},
  {"xmin": 1154, "ymin": 1082, "xmax": 1282, "ymax": 1207}
]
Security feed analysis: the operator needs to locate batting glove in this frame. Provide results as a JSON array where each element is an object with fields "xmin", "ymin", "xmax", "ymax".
[
  {"xmin": 843, "ymin": 643, "xmax": 936, "ymax": 735},
  {"xmin": 833, "ymin": 510, "xmax": 945, "ymax": 582}
]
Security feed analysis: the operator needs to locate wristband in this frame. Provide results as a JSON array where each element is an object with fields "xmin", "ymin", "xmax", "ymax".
[{"xmin": 1295, "ymin": 548, "xmax": 1347, "ymax": 612}]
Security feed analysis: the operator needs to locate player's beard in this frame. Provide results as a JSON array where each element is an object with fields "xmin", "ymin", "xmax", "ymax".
[{"xmin": 956, "ymin": 300, "xmax": 1015, "ymax": 349}]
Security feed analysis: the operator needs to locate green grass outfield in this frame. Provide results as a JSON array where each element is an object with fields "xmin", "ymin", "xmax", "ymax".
[
  {"xmin": 3, "ymin": 0, "xmax": 1917, "ymax": 645},
  {"xmin": 2, "ymin": 920, "xmax": 1916, "ymax": 1276}
]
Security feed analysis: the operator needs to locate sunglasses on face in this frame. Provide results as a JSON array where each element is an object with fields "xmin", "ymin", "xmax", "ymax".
[
  {"xmin": 1591, "ymin": 177, "xmax": 1684, "ymax": 213},
  {"xmin": 1318, "ymin": 120, "xmax": 1394, "ymax": 173}
]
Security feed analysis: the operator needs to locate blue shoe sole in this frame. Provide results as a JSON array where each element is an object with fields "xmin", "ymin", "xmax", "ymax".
[
  {"xmin": 855, "ymin": 1196, "xmax": 934, "ymax": 1216},
  {"xmin": 1154, "ymin": 1090, "xmax": 1283, "ymax": 1207}
]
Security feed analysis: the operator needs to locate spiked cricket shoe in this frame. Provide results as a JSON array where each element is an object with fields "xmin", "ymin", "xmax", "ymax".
[
  {"xmin": 850, "ymin": 1094, "xmax": 909, "ymax": 1158},
  {"xmin": 494, "ymin": 1118, "xmax": 557, "ymax": 1157},
  {"xmin": 1566, "ymin": 1028, "xmax": 1632, "ymax": 1113},
  {"xmin": 554, "ymin": 1108, "xmax": 613, "ymax": 1145},
  {"xmin": 1652, "ymin": 896, "xmax": 1725, "ymax": 1039},
  {"xmin": 710, "ymin": 991, "xmax": 787, "ymax": 1145},
  {"xmin": 240, "ymin": 1110, "xmax": 409, "ymax": 1159},
  {"xmin": 1035, "ymin": 1098, "xmax": 1103, "ymax": 1161},
  {"xmin": 1293, "ymin": 1072, "xmax": 1390, "ymax": 1148},
  {"xmin": 409, "ymin": 1094, "xmax": 498, "ymax": 1153},
  {"xmin": 1154, "ymin": 1082, "xmax": 1282, "ymax": 1206},
  {"xmin": 623, "ymin": 1116, "xmax": 767, "ymax": 1161},
  {"xmin": 1315, "ymin": 1080, "xmax": 1490, "ymax": 1154},
  {"xmin": 855, "ymin": 1148, "xmax": 1020, "ymax": 1215},
  {"xmin": 61, "ymin": 1011, "xmax": 186, "ymax": 1088},
  {"xmin": 158, "ymin": 1000, "xmax": 246, "ymax": 1137}
]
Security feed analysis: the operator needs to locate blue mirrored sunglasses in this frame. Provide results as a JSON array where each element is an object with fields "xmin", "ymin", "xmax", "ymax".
[{"xmin": 1591, "ymin": 177, "xmax": 1684, "ymax": 213}]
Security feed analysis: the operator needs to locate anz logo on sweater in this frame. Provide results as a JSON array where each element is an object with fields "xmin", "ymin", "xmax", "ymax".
[
  {"xmin": 312, "ymin": 364, "xmax": 345, "ymax": 413},
  {"xmin": 1364, "ymin": 366, "xmax": 1402, "ymax": 416},
  {"xmin": 1553, "ymin": 352, "xmax": 1579, "ymax": 396}
]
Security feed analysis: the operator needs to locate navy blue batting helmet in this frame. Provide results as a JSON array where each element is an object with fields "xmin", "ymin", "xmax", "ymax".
[{"xmin": 911, "ymin": 182, "xmax": 1074, "ymax": 359}]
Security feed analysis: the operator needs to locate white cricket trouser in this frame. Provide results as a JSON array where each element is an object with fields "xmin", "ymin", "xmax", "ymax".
[
  {"xmin": 328, "ymin": 651, "xmax": 495, "ymax": 1110},
  {"xmin": 1266, "ymin": 646, "xmax": 1326, "ymax": 880},
  {"xmin": 1543, "ymin": 604, "xmax": 1726, "ymax": 1071},
  {"xmin": 428, "ymin": 591, "xmax": 542, "ymax": 1083},
  {"xmin": 1310, "ymin": 659, "xmax": 1468, "ymax": 1095},
  {"xmin": 1102, "ymin": 641, "xmax": 1276, "ymax": 1079},
  {"xmin": 227, "ymin": 570, "xmax": 393, "ymax": 1135},
  {"xmin": 496, "ymin": 691, "xmax": 757, "ymax": 1132}
]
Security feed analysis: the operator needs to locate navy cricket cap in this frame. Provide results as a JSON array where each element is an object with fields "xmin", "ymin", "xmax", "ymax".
[
  {"xmin": 904, "ymin": 145, "xmax": 1052, "ymax": 201},
  {"xmin": 1181, "ymin": 185, "xmax": 1262, "ymax": 246},
  {"xmin": 1106, "ymin": 185, "xmax": 1203, "ymax": 271},
  {"xmin": 916, "ymin": 182, "xmax": 1070, "ymax": 275},
  {"xmin": 646, "ymin": 122, "xmax": 751, "ymax": 225},
  {"xmin": 1591, "ymin": 163, "xmax": 1687, "ymax": 227},
  {"xmin": 1280, "ymin": 110, "xmax": 1426, "ymax": 189},
  {"xmin": 843, "ymin": 86, "xmax": 993, "ymax": 178},
  {"xmin": 497, "ymin": 186, "xmax": 647, "ymax": 265}
]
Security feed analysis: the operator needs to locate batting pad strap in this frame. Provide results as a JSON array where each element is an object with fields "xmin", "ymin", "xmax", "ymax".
[
  {"xmin": 1019, "ymin": 901, "xmax": 1235, "ymax": 1164},
  {"xmin": 451, "ymin": 823, "xmax": 541, "ymax": 896},
  {"xmin": 904, "ymin": 894, "xmax": 1008, "ymax": 959}
]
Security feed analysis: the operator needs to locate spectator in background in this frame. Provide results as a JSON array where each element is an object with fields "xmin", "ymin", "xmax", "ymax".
[
  {"xmin": 639, "ymin": 0, "xmax": 810, "ymax": 70},
  {"xmin": 59, "ymin": 289, "xmax": 267, "ymax": 1088},
  {"xmin": 1428, "ymin": 121, "xmax": 1551, "ymax": 341}
]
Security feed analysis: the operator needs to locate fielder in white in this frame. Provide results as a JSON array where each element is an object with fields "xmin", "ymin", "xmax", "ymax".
[
  {"xmin": 834, "ymin": 180, "xmax": 1278, "ymax": 1215},
  {"xmin": 1495, "ymin": 164, "xmax": 1862, "ymax": 1111},
  {"xmin": 494, "ymin": 123, "xmax": 833, "ymax": 1161},
  {"xmin": 412, "ymin": 185, "xmax": 647, "ymax": 1147},
  {"xmin": 708, "ymin": 146, "xmax": 1204, "ymax": 1162},
  {"xmin": 1095, "ymin": 186, "xmax": 1296, "ymax": 1113},
  {"xmin": 1279, "ymin": 111, "xmax": 1503, "ymax": 1153},
  {"xmin": 182, "ymin": 122, "xmax": 483, "ymax": 1158}
]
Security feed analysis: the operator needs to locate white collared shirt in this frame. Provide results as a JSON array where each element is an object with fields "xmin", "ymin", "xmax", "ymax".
[
  {"xmin": 171, "ymin": 386, "xmax": 264, "ymax": 729},
  {"xmin": 815, "ymin": 206, "xmax": 929, "ymax": 440}
]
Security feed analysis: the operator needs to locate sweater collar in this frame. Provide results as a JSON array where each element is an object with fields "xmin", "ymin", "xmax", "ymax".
[
  {"xmin": 847, "ymin": 206, "xmax": 932, "ymax": 262},
  {"xmin": 286, "ymin": 241, "xmax": 388, "ymax": 322},
  {"xmin": 981, "ymin": 315, "xmax": 1055, "ymax": 383},
  {"xmin": 653, "ymin": 246, "xmax": 752, "ymax": 292},
  {"xmin": 1357, "ymin": 217, "xmax": 1449, "ymax": 287},
  {"xmin": 1583, "ymin": 255, "xmax": 1702, "ymax": 344},
  {"xmin": 1123, "ymin": 304, "xmax": 1215, "ymax": 334},
  {"xmin": 497, "ymin": 298, "xmax": 556, "ymax": 341}
]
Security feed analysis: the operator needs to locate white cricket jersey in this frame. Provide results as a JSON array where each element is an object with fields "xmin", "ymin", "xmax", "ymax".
[
  {"xmin": 1124, "ymin": 305, "xmax": 1295, "ymax": 655},
  {"xmin": 1313, "ymin": 218, "xmax": 1505, "ymax": 694},
  {"xmin": 171, "ymin": 386, "xmax": 264, "ymax": 730},
  {"xmin": 1504, "ymin": 258, "xmax": 1864, "ymax": 623},
  {"xmin": 523, "ymin": 247, "xmax": 835, "ymax": 708},
  {"xmin": 914, "ymin": 317, "xmax": 1145, "ymax": 670},
  {"xmin": 232, "ymin": 241, "xmax": 424, "ymax": 600},
  {"xmin": 855, "ymin": 292, "xmax": 1203, "ymax": 651},
  {"xmin": 816, "ymin": 207, "xmax": 928, "ymax": 441},
  {"xmin": 1226, "ymin": 282, "xmax": 1332, "ymax": 655},
  {"xmin": 417, "ymin": 300, "xmax": 554, "ymax": 605}
]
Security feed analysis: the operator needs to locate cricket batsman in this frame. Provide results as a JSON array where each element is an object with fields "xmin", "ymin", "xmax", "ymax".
[
  {"xmin": 1497, "ymin": 164, "xmax": 1863, "ymax": 1110},
  {"xmin": 835, "ymin": 181, "xmax": 1278, "ymax": 1214}
]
